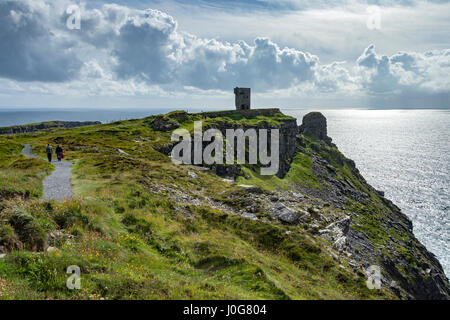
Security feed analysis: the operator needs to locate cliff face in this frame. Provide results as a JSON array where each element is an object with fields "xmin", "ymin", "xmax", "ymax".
[
  {"xmin": 202, "ymin": 116, "xmax": 298, "ymax": 178},
  {"xmin": 153, "ymin": 109, "xmax": 298, "ymax": 178},
  {"xmin": 149, "ymin": 109, "xmax": 450, "ymax": 299},
  {"xmin": 294, "ymin": 113, "xmax": 449, "ymax": 299},
  {"xmin": 0, "ymin": 110, "xmax": 448, "ymax": 300},
  {"xmin": 299, "ymin": 112, "xmax": 332, "ymax": 145},
  {"xmin": 0, "ymin": 121, "xmax": 101, "ymax": 135}
]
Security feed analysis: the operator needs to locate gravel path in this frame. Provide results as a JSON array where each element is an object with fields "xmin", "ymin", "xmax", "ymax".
[
  {"xmin": 21, "ymin": 144, "xmax": 37, "ymax": 158},
  {"xmin": 22, "ymin": 144, "xmax": 73, "ymax": 201}
]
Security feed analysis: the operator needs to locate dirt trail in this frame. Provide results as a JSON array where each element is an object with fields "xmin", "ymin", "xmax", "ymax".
[{"xmin": 22, "ymin": 144, "xmax": 73, "ymax": 201}]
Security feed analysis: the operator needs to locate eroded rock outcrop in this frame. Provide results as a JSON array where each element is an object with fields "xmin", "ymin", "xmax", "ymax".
[
  {"xmin": 151, "ymin": 109, "xmax": 450, "ymax": 299},
  {"xmin": 295, "ymin": 112, "xmax": 450, "ymax": 299},
  {"xmin": 268, "ymin": 202, "xmax": 300, "ymax": 224},
  {"xmin": 298, "ymin": 112, "xmax": 332, "ymax": 144},
  {"xmin": 151, "ymin": 115, "xmax": 180, "ymax": 132}
]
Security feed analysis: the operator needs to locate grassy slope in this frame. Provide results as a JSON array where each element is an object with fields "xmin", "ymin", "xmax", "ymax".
[{"xmin": 0, "ymin": 112, "xmax": 394, "ymax": 300}]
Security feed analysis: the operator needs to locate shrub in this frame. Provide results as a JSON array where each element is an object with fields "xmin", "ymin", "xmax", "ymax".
[
  {"xmin": 0, "ymin": 223, "xmax": 21, "ymax": 251},
  {"xmin": 8, "ymin": 208, "xmax": 47, "ymax": 251},
  {"xmin": 10, "ymin": 252, "xmax": 61, "ymax": 291},
  {"xmin": 120, "ymin": 233, "xmax": 141, "ymax": 251},
  {"xmin": 53, "ymin": 202, "xmax": 89, "ymax": 229}
]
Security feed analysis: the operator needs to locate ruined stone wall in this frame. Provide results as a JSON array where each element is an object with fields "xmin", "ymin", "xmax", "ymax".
[{"xmin": 201, "ymin": 108, "xmax": 281, "ymax": 119}]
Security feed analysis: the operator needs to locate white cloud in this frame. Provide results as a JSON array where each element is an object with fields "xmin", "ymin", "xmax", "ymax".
[
  {"xmin": 356, "ymin": 44, "xmax": 450, "ymax": 95},
  {"xmin": 0, "ymin": 0, "xmax": 448, "ymax": 108},
  {"xmin": 0, "ymin": 0, "xmax": 82, "ymax": 82}
]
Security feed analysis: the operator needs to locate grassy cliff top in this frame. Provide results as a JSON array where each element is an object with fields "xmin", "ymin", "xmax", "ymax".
[
  {"xmin": 150, "ymin": 109, "xmax": 296, "ymax": 131},
  {"xmin": 0, "ymin": 121, "xmax": 102, "ymax": 136},
  {"xmin": 0, "ymin": 110, "xmax": 446, "ymax": 300}
]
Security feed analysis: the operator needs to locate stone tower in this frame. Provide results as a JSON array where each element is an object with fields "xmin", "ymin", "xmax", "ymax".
[{"xmin": 234, "ymin": 87, "xmax": 251, "ymax": 110}]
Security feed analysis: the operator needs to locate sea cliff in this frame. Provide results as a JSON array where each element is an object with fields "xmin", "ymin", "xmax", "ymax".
[
  {"xmin": 0, "ymin": 110, "xmax": 448, "ymax": 299},
  {"xmin": 0, "ymin": 121, "xmax": 101, "ymax": 135}
]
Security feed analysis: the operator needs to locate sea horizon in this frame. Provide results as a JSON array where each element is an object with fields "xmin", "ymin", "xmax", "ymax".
[{"xmin": 1, "ymin": 106, "xmax": 449, "ymax": 127}]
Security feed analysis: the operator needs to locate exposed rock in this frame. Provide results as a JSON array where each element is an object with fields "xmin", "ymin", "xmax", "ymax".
[
  {"xmin": 117, "ymin": 149, "xmax": 130, "ymax": 156},
  {"xmin": 187, "ymin": 171, "xmax": 198, "ymax": 179},
  {"xmin": 151, "ymin": 115, "xmax": 180, "ymax": 132},
  {"xmin": 153, "ymin": 109, "xmax": 298, "ymax": 178},
  {"xmin": 207, "ymin": 115, "xmax": 298, "ymax": 178},
  {"xmin": 269, "ymin": 195, "xmax": 279, "ymax": 202},
  {"xmin": 176, "ymin": 206, "xmax": 195, "ymax": 220},
  {"xmin": 299, "ymin": 112, "xmax": 332, "ymax": 144},
  {"xmin": 241, "ymin": 212, "xmax": 258, "ymax": 221},
  {"xmin": 0, "ymin": 254, "xmax": 6, "ymax": 259},
  {"xmin": 326, "ymin": 164, "xmax": 337, "ymax": 174},
  {"xmin": 166, "ymin": 111, "xmax": 188, "ymax": 122},
  {"xmin": 310, "ymin": 223, "xmax": 320, "ymax": 230},
  {"xmin": 2, "ymin": 109, "xmax": 449, "ymax": 300},
  {"xmin": 149, "ymin": 110, "xmax": 450, "ymax": 299},
  {"xmin": 329, "ymin": 216, "xmax": 352, "ymax": 234},
  {"xmin": 237, "ymin": 184, "xmax": 253, "ymax": 188},
  {"xmin": 299, "ymin": 210, "xmax": 311, "ymax": 220},
  {"xmin": 268, "ymin": 202, "xmax": 300, "ymax": 224},
  {"xmin": 153, "ymin": 142, "xmax": 177, "ymax": 156},
  {"xmin": 186, "ymin": 165, "xmax": 210, "ymax": 172},
  {"xmin": 46, "ymin": 246, "xmax": 59, "ymax": 253},
  {"xmin": 47, "ymin": 231, "xmax": 74, "ymax": 247},
  {"xmin": 277, "ymin": 118, "xmax": 299, "ymax": 178},
  {"xmin": 319, "ymin": 216, "xmax": 352, "ymax": 252},
  {"xmin": 288, "ymin": 191, "xmax": 304, "ymax": 200},
  {"xmin": 211, "ymin": 164, "xmax": 242, "ymax": 178}
]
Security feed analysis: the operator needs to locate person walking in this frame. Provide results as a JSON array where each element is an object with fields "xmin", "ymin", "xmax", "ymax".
[
  {"xmin": 46, "ymin": 144, "xmax": 53, "ymax": 162},
  {"xmin": 56, "ymin": 145, "xmax": 63, "ymax": 162}
]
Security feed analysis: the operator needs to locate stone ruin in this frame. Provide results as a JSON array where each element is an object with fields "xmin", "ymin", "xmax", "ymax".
[{"xmin": 234, "ymin": 87, "xmax": 251, "ymax": 110}]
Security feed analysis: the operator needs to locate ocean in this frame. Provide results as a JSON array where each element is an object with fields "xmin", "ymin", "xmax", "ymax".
[
  {"xmin": 286, "ymin": 108, "xmax": 449, "ymax": 277},
  {"xmin": 0, "ymin": 107, "xmax": 448, "ymax": 277},
  {"xmin": 0, "ymin": 108, "xmax": 197, "ymax": 127}
]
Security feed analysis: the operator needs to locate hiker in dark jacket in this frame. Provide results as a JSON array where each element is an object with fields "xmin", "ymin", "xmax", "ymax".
[
  {"xmin": 56, "ymin": 145, "xmax": 63, "ymax": 162},
  {"xmin": 46, "ymin": 144, "xmax": 53, "ymax": 162}
]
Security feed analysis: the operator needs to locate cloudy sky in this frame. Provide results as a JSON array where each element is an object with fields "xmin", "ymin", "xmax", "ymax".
[{"xmin": 0, "ymin": 0, "xmax": 449, "ymax": 109}]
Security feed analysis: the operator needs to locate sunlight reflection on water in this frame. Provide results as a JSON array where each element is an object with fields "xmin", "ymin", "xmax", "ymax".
[{"xmin": 284, "ymin": 108, "xmax": 450, "ymax": 277}]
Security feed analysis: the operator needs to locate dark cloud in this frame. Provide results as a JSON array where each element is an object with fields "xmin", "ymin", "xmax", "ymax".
[
  {"xmin": 0, "ymin": 0, "xmax": 82, "ymax": 82},
  {"xmin": 113, "ymin": 9, "xmax": 177, "ymax": 84},
  {"xmin": 110, "ymin": 9, "xmax": 320, "ymax": 91}
]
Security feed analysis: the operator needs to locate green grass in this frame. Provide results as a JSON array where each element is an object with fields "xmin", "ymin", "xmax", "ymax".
[
  {"xmin": 0, "ymin": 111, "xmax": 398, "ymax": 300},
  {"xmin": 285, "ymin": 153, "xmax": 323, "ymax": 189},
  {"xmin": 235, "ymin": 152, "xmax": 323, "ymax": 192}
]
